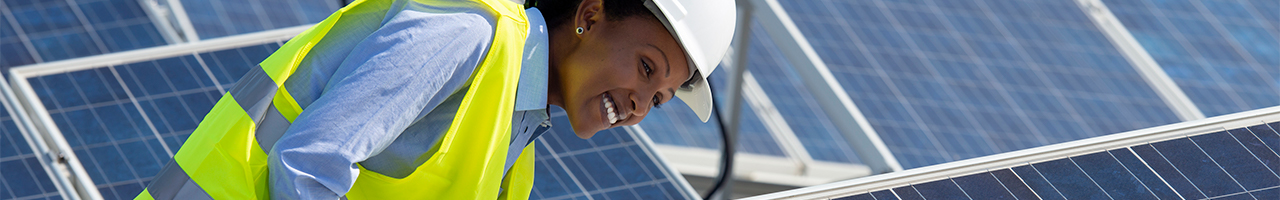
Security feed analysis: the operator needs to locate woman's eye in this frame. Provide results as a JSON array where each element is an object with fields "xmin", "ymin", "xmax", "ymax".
[
  {"xmin": 652, "ymin": 96, "xmax": 661, "ymax": 108},
  {"xmin": 642, "ymin": 60, "xmax": 652, "ymax": 75}
]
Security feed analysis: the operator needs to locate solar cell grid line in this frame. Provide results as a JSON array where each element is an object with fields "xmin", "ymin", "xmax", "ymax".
[
  {"xmin": 638, "ymin": 67, "xmax": 786, "ymax": 157},
  {"xmin": 799, "ymin": 124, "xmax": 1280, "ymax": 200},
  {"xmin": 1072, "ymin": 151, "xmax": 1158, "ymax": 199},
  {"xmin": 1014, "ymin": 164, "xmax": 1067, "ymax": 200},
  {"xmin": 777, "ymin": 0, "xmax": 1185, "ymax": 169},
  {"xmin": 1128, "ymin": 144, "xmax": 1208, "ymax": 199},
  {"xmin": 870, "ymin": 190, "xmax": 899, "ymax": 200},
  {"xmin": 890, "ymin": 185, "xmax": 924, "ymax": 200},
  {"xmin": 1194, "ymin": 128, "xmax": 1280, "ymax": 191},
  {"xmin": 9, "ymin": 26, "xmax": 698, "ymax": 200},
  {"xmin": 786, "ymin": 0, "xmax": 954, "ymax": 167},
  {"xmin": 17, "ymin": 42, "xmax": 283, "ymax": 199},
  {"xmin": 988, "ymin": 168, "xmax": 1042, "ymax": 200},
  {"xmin": 621, "ymin": 125, "xmax": 703, "ymax": 200},
  {"xmin": 636, "ymin": 41, "xmax": 876, "ymax": 184},
  {"xmin": 739, "ymin": 21, "xmax": 865, "ymax": 164},
  {"xmin": 1243, "ymin": 124, "xmax": 1280, "ymax": 158},
  {"xmin": 1104, "ymin": 0, "xmax": 1280, "ymax": 117},
  {"xmin": 6, "ymin": 26, "xmax": 300, "ymax": 200},
  {"xmin": 949, "ymin": 171, "xmax": 1016, "ymax": 200},
  {"xmin": 1031, "ymin": 158, "xmax": 1111, "ymax": 199},
  {"xmin": 1149, "ymin": 137, "xmax": 1246, "ymax": 197},
  {"xmin": 872, "ymin": 0, "xmax": 1019, "ymax": 163},
  {"xmin": 178, "ymin": 0, "xmax": 341, "ymax": 39},
  {"xmin": 0, "ymin": 96, "xmax": 62, "ymax": 199},
  {"xmin": 1, "ymin": 2, "xmax": 43, "ymax": 67},
  {"xmin": 1262, "ymin": 123, "xmax": 1280, "ymax": 156},
  {"xmin": 533, "ymin": 108, "xmax": 698, "ymax": 200},
  {"xmin": 0, "ymin": 0, "xmax": 169, "ymax": 69},
  {"xmin": 1103, "ymin": 149, "xmax": 1179, "ymax": 199},
  {"xmin": 745, "ymin": 106, "xmax": 1280, "ymax": 200}
]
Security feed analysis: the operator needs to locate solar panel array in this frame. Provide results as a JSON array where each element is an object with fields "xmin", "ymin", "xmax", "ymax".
[
  {"xmin": 778, "ymin": 0, "xmax": 1184, "ymax": 168},
  {"xmin": 179, "ymin": 0, "xmax": 341, "ymax": 39},
  {"xmin": 536, "ymin": 108, "xmax": 696, "ymax": 200},
  {"xmin": 741, "ymin": 21, "xmax": 867, "ymax": 164},
  {"xmin": 4, "ymin": 0, "xmax": 1276, "ymax": 198},
  {"xmin": 0, "ymin": 0, "xmax": 168, "ymax": 69},
  {"xmin": 1104, "ymin": 0, "xmax": 1280, "ymax": 117},
  {"xmin": 832, "ymin": 121, "xmax": 1280, "ymax": 200},
  {"xmin": 19, "ymin": 39, "xmax": 693, "ymax": 199},
  {"xmin": 0, "ymin": 92, "xmax": 61, "ymax": 200},
  {"xmin": 638, "ymin": 66, "xmax": 787, "ymax": 157},
  {"xmin": 637, "ymin": 21, "xmax": 867, "ymax": 163},
  {"xmin": 25, "ymin": 42, "xmax": 279, "ymax": 200}
]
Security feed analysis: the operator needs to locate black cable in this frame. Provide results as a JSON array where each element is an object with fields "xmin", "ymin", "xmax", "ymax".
[{"xmin": 702, "ymin": 80, "xmax": 735, "ymax": 200}]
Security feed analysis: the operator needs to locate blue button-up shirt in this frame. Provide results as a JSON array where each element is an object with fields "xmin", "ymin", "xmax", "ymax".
[{"xmin": 266, "ymin": 4, "xmax": 551, "ymax": 199}]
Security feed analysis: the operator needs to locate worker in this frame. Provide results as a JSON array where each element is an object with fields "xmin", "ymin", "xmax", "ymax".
[{"xmin": 135, "ymin": 0, "xmax": 734, "ymax": 199}]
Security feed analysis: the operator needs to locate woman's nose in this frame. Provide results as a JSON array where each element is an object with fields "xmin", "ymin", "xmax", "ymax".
[{"xmin": 629, "ymin": 92, "xmax": 651, "ymax": 118}]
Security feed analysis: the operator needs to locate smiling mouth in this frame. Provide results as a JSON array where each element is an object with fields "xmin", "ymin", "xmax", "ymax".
[{"xmin": 603, "ymin": 93, "xmax": 626, "ymax": 126}]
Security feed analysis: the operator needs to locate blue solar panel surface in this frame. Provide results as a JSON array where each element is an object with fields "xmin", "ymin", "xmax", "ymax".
[
  {"xmin": 535, "ymin": 108, "xmax": 695, "ymax": 200},
  {"xmin": 0, "ymin": 0, "xmax": 168, "ymax": 69},
  {"xmin": 834, "ymin": 122, "xmax": 1280, "ymax": 200},
  {"xmin": 1105, "ymin": 0, "xmax": 1280, "ymax": 117},
  {"xmin": 742, "ymin": 20, "xmax": 866, "ymax": 164},
  {"xmin": 637, "ymin": 64, "xmax": 788, "ymax": 157},
  {"xmin": 779, "ymin": 0, "xmax": 1184, "ymax": 168},
  {"xmin": 26, "ymin": 42, "xmax": 280, "ymax": 199},
  {"xmin": 0, "ymin": 96, "xmax": 62, "ymax": 200},
  {"xmin": 25, "ymin": 41, "xmax": 692, "ymax": 199},
  {"xmin": 179, "ymin": 0, "xmax": 341, "ymax": 39}
]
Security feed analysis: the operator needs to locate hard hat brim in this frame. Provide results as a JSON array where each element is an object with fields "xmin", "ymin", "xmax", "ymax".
[
  {"xmin": 675, "ymin": 71, "xmax": 713, "ymax": 122},
  {"xmin": 645, "ymin": 0, "xmax": 735, "ymax": 123}
]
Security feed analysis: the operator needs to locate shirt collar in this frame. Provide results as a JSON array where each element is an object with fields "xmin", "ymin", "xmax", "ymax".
[{"xmin": 514, "ymin": 7, "xmax": 550, "ymax": 112}]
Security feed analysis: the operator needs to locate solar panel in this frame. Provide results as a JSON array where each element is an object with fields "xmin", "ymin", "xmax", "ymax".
[
  {"xmin": 776, "ymin": 0, "xmax": 1184, "ymax": 168},
  {"xmin": 22, "ymin": 42, "xmax": 278, "ymax": 199},
  {"xmin": 535, "ymin": 108, "xmax": 697, "ymax": 200},
  {"xmin": 830, "ymin": 122, "xmax": 1280, "ymax": 200},
  {"xmin": 1104, "ymin": 0, "xmax": 1280, "ymax": 117},
  {"xmin": 635, "ymin": 20, "xmax": 868, "ymax": 163},
  {"xmin": 637, "ymin": 68, "xmax": 786, "ymax": 157},
  {"xmin": 0, "ymin": 0, "xmax": 168, "ymax": 69},
  {"xmin": 178, "ymin": 0, "xmax": 341, "ymax": 39},
  {"xmin": 740, "ymin": 21, "xmax": 864, "ymax": 163},
  {"xmin": 0, "ymin": 93, "xmax": 61, "ymax": 200},
  {"xmin": 17, "ymin": 36, "xmax": 694, "ymax": 199}
]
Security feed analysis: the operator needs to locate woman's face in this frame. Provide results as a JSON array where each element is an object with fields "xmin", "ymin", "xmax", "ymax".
[{"xmin": 549, "ymin": 6, "xmax": 691, "ymax": 138}]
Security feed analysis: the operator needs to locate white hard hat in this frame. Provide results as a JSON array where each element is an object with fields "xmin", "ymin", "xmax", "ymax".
[{"xmin": 644, "ymin": 0, "xmax": 736, "ymax": 122}]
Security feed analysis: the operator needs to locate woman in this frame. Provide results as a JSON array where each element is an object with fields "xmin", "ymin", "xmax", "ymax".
[{"xmin": 136, "ymin": 0, "xmax": 733, "ymax": 199}]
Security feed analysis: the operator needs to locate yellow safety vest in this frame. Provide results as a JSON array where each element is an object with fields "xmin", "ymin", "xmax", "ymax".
[{"xmin": 134, "ymin": 0, "xmax": 532, "ymax": 199}]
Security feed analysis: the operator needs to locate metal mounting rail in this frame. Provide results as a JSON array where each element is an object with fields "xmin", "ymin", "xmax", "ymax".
[
  {"xmin": 7, "ymin": 25, "xmax": 310, "ymax": 200},
  {"xmin": 745, "ymin": 105, "xmax": 1280, "ymax": 200}
]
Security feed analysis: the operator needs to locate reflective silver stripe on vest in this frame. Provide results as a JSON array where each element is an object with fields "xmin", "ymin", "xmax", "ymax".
[
  {"xmin": 230, "ymin": 65, "xmax": 280, "ymax": 123},
  {"xmin": 145, "ymin": 65, "xmax": 294, "ymax": 198},
  {"xmin": 230, "ymin": 65, "xmax": 293, "ymax": 152},
  {"xmin": 257, "ymin": 104, "xmax": 292, "ymax": 152},
  {"xmin": 146, "ymin": 160, "xmax": 214, "ymax": 200}
]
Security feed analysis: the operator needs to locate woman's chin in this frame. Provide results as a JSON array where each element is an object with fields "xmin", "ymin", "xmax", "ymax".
[
  {"xmin": 574, "ymin": 131, "xmax": 597, "ymax": 139},
  {"xmin": 569, "ymin": 123, "xmax": 599, "ymax": 139},
  {"xmin": 565, "ymin": 114, "xmax": 602, "ymax": 139}
]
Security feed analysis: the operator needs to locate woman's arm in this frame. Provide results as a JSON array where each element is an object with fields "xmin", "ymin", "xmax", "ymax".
[{"xmin": 266, "ymin": 9, "xmax": 494, "ymax": 200}]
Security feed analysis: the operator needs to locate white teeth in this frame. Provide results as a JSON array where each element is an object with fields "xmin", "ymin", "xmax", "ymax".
[{"xmin": 604, "ymin": 96, "xmax": 618, "ymax": 125}]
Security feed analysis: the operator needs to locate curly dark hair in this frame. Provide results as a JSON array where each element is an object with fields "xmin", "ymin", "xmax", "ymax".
[{"xmin": 530, "ymin": 0, "xmax": 655, "ymax": 29}]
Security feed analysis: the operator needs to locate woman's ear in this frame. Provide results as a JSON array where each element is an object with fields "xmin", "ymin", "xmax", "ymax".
[{"xmin": 574, "ymin": 0, "xmax": 605, "ymax": 34}]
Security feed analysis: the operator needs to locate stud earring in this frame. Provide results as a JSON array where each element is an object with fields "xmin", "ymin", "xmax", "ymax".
[{"xmin": 576, "ymin": 27, "xmax": 584, "ymax": 35}]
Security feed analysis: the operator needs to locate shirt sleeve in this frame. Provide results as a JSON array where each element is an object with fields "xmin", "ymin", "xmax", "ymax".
[{"xmin": 266, "ymin": 8, "xmax": 494, "ymax": 200}]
